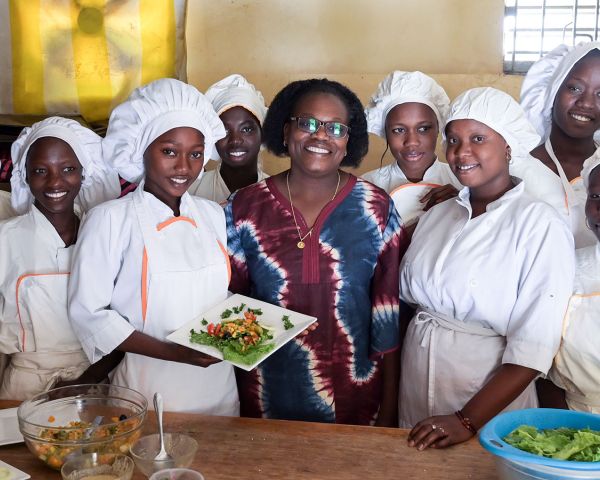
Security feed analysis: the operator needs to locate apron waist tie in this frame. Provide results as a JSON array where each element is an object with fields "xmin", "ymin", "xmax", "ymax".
[
  {"xmin": 11, "ymin": 350, "xmax": 88, "ymax": 373},
  {"xmin": 9, "ymin": 350, "xmax": 89, "ymax": 392},
  {"xmin": 414, "ymin": 307, "xmax": 500, "ymax": 347}
]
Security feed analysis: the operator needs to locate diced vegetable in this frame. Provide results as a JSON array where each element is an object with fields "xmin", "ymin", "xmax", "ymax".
[{"xmin": 189, "ymin": 306, "xmax": 275, "ymax": 365}]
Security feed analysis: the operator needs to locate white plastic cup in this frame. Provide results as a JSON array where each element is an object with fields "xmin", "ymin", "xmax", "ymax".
[{"xmin": 149, "ymin": 468, "xmax": 205, "ymax": 480}]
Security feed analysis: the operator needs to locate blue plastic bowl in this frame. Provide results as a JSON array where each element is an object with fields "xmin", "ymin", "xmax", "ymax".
[{"xmin": 479, "ymin": 408, "xmax": 600, "ymax": 480}]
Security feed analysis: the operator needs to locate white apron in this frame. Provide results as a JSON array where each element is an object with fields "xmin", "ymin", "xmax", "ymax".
[
  {"xmin": 399, "ymin": 308, "xmax": 538, "ymax": 428},
  {"xmin": 110, "ymin": 191, "xmax": 239, "ymax": 414},
  {"xmin": 552, "ymin": 290, "xmax": 600, "ymax": 413},
  {"xmin": 389, "ymin": 182, "xmax": 441, "ymax": 226},
  {"xmin": 545, "ymin": 139, "xmax": 596, "ymax": 248},
  {"xmin": 0, "ymin": 266, "xmax": 89, "ymax": 400}
]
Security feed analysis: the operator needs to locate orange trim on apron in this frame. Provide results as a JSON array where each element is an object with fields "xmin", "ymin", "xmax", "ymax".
[
  {"xmin": 217, "ymin": 240, "xmax": 231, "ymax": 283},
  {"xmin": 157, "ymin": 216, "xmax": 197, "ymax": 231},
  {"xmin": 389, "ymin": 182, "xmax": 441, "ymax": 197},
  {"xmin": 15, "ymin": 272, "xmax": 70, "ymax": 351},
  {"xmin": 141, "ymin": 248, "xmax": 148, "ymax": 323}
]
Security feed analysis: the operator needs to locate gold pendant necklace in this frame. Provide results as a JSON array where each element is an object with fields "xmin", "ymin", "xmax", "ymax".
[{"xmin": 286, "ymin": 170, "xmax": 341, "ymax": 249}]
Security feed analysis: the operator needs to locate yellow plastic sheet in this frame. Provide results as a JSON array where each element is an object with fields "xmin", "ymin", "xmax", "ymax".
[{"xmin": 1, "ymin": 0, "xmax": 187, "ymax": 123}]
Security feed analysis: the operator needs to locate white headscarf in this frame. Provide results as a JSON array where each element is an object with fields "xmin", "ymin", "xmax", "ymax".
[
  {"xmin": 103, "ymin": 78, "xmax": 226, "ymax": 183},
  {"xmin": 204, "ymin": 74, "xmax": 267, "ymax": 160},
  {"xmin": 365, "ymin": 71, "xmax": 450, "ymax": 139},
  {"xmin": 582, "ymin": 150, "xmax": 600, "ymax": 190},
  {"xmin": 10, "ymin": 116, "xmax": 107, "ymax": 214},
  {"xmin": 520, "ymin": 42, "xmax": 600, "ymax": 141},
  {"xmin": 444, "ymin": 87, "xmax": 541, "ymax": 160}
]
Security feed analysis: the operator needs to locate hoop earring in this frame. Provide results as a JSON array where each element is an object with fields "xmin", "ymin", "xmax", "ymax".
[{"xmin": 586, "ymin": 217, "xmax": 593, "ymax": 230}]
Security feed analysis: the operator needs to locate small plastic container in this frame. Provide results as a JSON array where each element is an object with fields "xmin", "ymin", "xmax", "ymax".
[
  {"xmin": 130, "ymin": 433, "xmax": 198, "ymax": 477},
  {"xmin": 149, "ymin": 468, "xmax": 204, "ymax": 480},
  {"xmin": 480, "ymin": 408, "xmax": 600, "ymax": 480},
  {"xmin": 61, "ymin": 452, "xmax": 134, "ymax": 480}
]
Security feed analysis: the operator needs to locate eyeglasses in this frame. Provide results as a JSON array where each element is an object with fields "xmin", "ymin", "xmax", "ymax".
[{"xmin": 289, "ymin": 116, "xmax": 350, "ymax": 139}]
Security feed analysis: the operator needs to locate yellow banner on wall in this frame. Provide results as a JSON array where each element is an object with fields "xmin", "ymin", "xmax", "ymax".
[{"xmin": 0, "ymin": 0, "xmax": 187, "ymax": 124}]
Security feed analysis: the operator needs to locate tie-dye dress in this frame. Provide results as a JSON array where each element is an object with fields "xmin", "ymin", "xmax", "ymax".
[{"xmin": 225, "ymin": 174, "xmax": 407, "ymax": 425}]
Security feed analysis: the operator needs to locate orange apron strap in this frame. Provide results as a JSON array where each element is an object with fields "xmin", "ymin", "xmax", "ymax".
[
  {"xmin": 15, "ymin": 272, "xmax": 70, "ymax": 351},
  {"xmin": 217, "ymin": 240, "xmax": 231, "ymax": 283},
  {"xmin": 141, "ymin": 248, "xmax": 148, "ymax": 323}
]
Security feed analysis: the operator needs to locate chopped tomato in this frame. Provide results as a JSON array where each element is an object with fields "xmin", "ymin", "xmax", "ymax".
[
  {"xmin": 207, "ymin": 323, "xmax": 215, "ymax": 335},
  {"xmin": 244, "ymin": 311, "xmax": 256, "ymax": 322},
  {"xmin": 215, "ymin": 324, "xmax": 222, "ymax": 336}
]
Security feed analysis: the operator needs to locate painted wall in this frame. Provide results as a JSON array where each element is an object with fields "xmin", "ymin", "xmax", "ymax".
[{"xmin": 186, "ymin": 0, "xmax": 524, "ymax": 175}]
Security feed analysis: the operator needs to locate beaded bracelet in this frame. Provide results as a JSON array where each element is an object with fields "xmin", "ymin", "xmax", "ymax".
[{"xmin": 455, "ymin": 410, "xmax": 478, "ymax": 435}]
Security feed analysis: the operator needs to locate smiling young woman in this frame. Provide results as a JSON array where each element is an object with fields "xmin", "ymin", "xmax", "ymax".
[
  {"xmin": 521, "ymin": 42, "xmax": 600, "ymax": 247},
  {"xmin": 399, "ymin": 87, "xmax": 574, "ymax": 450},
  {"xmin": 188, "ymin": 74, "xmax": 269, "ymax": 204},
  {"xmin": 68, "ymin": 79, "xmax": 239, "ymax": 414},
  {"xmin": 362, "ymin": 71, "xmax": 461, "ymax": 225},
  {"xmin": 226, "ymin": 78, "xmax": 409, "ymax": 426},
  {"xmin": 0, "ymin": 117, "xmax": 122, "ymax": 400}
]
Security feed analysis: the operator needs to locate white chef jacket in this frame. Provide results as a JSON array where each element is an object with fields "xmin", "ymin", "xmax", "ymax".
[
  {"xmin": 0, "ymin": 206, "xmax": 75, "ymax": 354},
  {"xmin": 0, "ymin": 190, "xmax": 15, "ymax": 220},
  {"xmin": 188, "ymin": 163, "xmax": 269, "ymax": 205},
  {"xmin": 0, "ymin": 205, "xmax": 89, "ymax": 399},
  {"xmin": 68, "ymin": 185, "xmax": 238, "ymax": 414},
  {"xmin": 362, "ymin": 159, "xmax": 461, "ymax": 193},
  {"xmin": 400, "ymin": 180, "xmax": 575, "ymax": 374},
  {"xmin": 550, "ymin": 243, "xmax": 600, "ymax": 412}
]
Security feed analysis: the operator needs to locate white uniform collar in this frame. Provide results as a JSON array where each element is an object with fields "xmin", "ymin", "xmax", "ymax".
[
  {"xmin": 387, "ymin": 157, "xmax": 441, "ymax": 182},
  {"xmin": 29, "ymin": 203, "xmax": 84, "ymax": 248},
  {"xmin": 456, "ymin": 177, "xmax": 525, "ymax": 214},
  {"xmin": 135, "ymin": 178, "xmax": 195, "ymax": 224}
]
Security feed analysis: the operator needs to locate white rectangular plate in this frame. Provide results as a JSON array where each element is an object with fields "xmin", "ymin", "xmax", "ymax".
[
  {"xmin": 0, "ymin": 408, "xmax": 23, "ymax": 446},
  {"xmin": 0, "ymin": 460, "xmax": 30, "ymax": 480},
  {"xmin": 167, "ymin": 294, "xmax": 317, "ymax": 371}
]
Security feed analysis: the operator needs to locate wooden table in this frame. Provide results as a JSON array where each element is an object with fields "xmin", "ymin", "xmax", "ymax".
[{"xmin": 0, "ymin": 400, "xmax": 498, "ymax": 479}]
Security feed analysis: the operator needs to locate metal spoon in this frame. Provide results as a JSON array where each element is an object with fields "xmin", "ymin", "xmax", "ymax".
[{"xmin": 152, "ymin": 392, "xmax": 175, "ymax": 469}]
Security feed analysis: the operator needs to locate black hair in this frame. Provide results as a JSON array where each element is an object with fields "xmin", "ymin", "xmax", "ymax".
[{"xmin": 262, "ymin": 78, "xmax": 368, "ymax": 167}]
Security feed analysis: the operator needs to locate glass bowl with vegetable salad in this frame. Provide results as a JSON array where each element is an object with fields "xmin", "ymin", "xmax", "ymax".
[{"xmin": 18, "ymin": 384, "xmax": 147, "ymax": 470}]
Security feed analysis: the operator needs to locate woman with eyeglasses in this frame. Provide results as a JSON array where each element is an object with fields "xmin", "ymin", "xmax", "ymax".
[{"xmin": 225, "ymin": 78, "xmax": 408, "ymax": 426}]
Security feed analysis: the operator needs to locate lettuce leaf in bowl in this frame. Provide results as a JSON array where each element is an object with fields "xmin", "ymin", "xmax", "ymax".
[{"xmin": 505, "ymin": 425, "xmax": 600, "ymax": 462}]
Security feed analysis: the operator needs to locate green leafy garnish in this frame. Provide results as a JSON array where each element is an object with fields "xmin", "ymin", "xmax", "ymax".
[
  {"xmin": 220, "ymin": 309, "xmax": 233, "ymax": 319},
  {"xmin": 247, "ymin": 308, "xmax": 263, "ymax": 315},
  {"xmin": 232, "ymin": 303, "xmax": 246, "ymax": 314},
  {"xmin": 282, "ymin": 315, "xmax": 294, "ymax": 330},
  {"xmin": 504, "ymin": 425, "xmax": 600, "ymax": 462},
  {"xmin": 201, "ymin": 319, "xmax": 208, "ymax": 326}
]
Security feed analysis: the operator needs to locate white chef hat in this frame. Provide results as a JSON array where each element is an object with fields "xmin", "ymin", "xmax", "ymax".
[
  {"xmin": 365, "ymin": 71, "xmax": 450, "ymax": 139},
  {"xmin": 204, "ymin": 74, "xmax": 267, "ymax": 160},
  {"xmin": 444, "ymin": 87, "xmax": 541, "ymax": 159},
  {"xmin": 520, "ymin": 42, "xmax": 600, "ymax": 141},
  {"xmin": 103, "ymin": 78, "xmax": 226, "ymax": 183},
  {"xmin": 582, "ymin": 149, "xmax": 600, "ymax": 190},
  {"xmin": 10, "ymin": 116, "xmax": 106, "ymax": 214}
]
